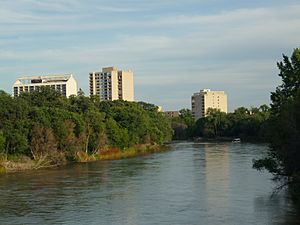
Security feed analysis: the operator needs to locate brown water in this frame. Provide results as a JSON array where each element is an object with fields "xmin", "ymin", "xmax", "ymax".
[{"xmin": 0, "ymin": 142, "xmax": 299, "ymax": 225}]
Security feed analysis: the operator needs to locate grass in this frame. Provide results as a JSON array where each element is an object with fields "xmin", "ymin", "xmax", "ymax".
[
  {"xmin": 0, "ymin": 154, "xmax": 35, "ymax": 173},
  {"xmin": 0, "ymin": 151, "xmax": 67, "ymax": 173},
  {"xmin": 0, "ymin": 144, "xmax": 169, "ymax": 173},
  {"xmin": 74, "ymin": 144, "xmax": 168, "ymax": 162},
  {"xmin": 96, "ymin": 144, "xmax": 167, "ymax": 160}
]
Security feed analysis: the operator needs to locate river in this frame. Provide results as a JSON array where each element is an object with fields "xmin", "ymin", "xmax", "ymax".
[{"xmin": 0, "ymin": 142, "xmax": 299, "ymax": 225}]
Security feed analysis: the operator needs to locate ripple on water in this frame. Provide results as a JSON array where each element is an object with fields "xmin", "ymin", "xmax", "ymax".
[{"xmin": 0, "ymin": 142, "xmax": 299, "ymax": 225}]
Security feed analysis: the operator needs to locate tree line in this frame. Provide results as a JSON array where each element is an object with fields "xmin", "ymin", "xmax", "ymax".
[
  {"xmin": 171, "ymin": 105, "xmax": 270, "ymax": 141},
  {"xmin": 0, "ymin": 89, "xmax": 172, "ymax": 165}
]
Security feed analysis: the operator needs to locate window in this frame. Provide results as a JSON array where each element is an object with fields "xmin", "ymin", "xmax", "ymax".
[{"xmin": 13, "ymin": 87, "xmax": 18, "ymax": 96}]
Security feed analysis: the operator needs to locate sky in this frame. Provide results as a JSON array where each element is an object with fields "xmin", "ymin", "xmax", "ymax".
[{"xmin": 0, "ymin": 0, "xmax": 299, "ymax": 111}]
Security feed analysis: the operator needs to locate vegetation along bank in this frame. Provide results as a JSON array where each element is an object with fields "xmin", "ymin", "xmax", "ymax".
[{"xmin": 0, "ymin": 89, "xmax": 172, "ymax": 172}]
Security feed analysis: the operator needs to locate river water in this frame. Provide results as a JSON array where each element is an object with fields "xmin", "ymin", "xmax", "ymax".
[{"xmin": 0, "ymin": 142, "xmax": 299, "ymax": 225}]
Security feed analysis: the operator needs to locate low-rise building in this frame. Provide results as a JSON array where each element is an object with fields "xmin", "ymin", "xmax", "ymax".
[
  {"xmin": 12, "ymin": 74, "xmax": 78, "ymax": 97},
  {"xmin": 164, "ymin": 111, "xmax": 180, "ymax": 118}
]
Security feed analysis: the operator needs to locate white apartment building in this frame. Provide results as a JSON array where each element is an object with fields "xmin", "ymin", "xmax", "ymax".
[
  {"xmin": 89, "ymin": 67, "xmax": 134, "ymax": 101},
  {"xmin": 13, "ymin": 74, "xmax": 78, "ymax": 97},
  {"xmin": 191, "ymin": 89, "xmax": 227, "ymax": 120}
]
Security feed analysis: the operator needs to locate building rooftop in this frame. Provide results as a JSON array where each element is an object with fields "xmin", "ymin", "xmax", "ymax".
[
  {"xmin": 14, "ymin": 74, "xmax": 74, "ymax": 85},
  {"xmin": 193, "ymin": 89, "xmax": 226, "ymax": 96}
]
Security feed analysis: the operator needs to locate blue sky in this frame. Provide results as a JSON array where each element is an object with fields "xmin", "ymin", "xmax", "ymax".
[{"xmin": 0, "ymin": 0, "xmax": 299, "ymax": 111}]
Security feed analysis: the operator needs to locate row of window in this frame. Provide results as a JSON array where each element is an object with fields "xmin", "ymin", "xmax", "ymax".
[{"xmin": 13, "ymin": 84, "xmax": 67, "ymax": 96}]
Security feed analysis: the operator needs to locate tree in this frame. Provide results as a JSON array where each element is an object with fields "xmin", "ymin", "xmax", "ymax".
[
  {"xmin": 253, "ymin": 48, "xmax": 300, "ymax": 200},
  {"xmin": 99, "ymin": 100, "xmax": 172, "ymax": 145},
  {"xmin": 0, "ymin": 88, "xmax": 173, "ymax": 163},
  {"xmin": 137, "ymin": 101, "xmax": 159, "ymax": 112},
  {"xmin": 105, "ymin": 117, "xmax": 129, "ymax": 149},
  {"xmin": 0, "ymin": 131, "xmax": 5, "ymax": 154},
  {"xmin": 0, "ymin": 91, "xmax": 31, "ymax": 155},
  {"xmin": 169, "ymin": 108, "xmax": 195, "ymax": 140},
  {"xmin": 171, "ymin": 121, "xmax": 188, "ymax": 140},
  {"xmin": 205, "ymin": 108, "xmax": 228, "ymax": 137},
  {"xmin": 270, "ymin": 48, "xmax": 300, "ymax": 114},
  {"xmin": 68, "ymin": 95, "xmax": 96, "ymax": 114},
  {"xmin": 84, "ymin": 110, "xmax": 106, "ymax": 153},
  {"xmin": 18, "ymin": 86, "xmax": 68, "ymax": 109},
  {"xmin": 31, "ymin": 125, "xmax": 57, "ymax": 160},
  {"xmin": 179, "ymin": 109, "xmax": 195, "ymax": 127}
]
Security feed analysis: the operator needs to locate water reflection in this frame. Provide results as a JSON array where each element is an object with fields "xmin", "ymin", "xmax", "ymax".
[
  {"xmin": 203, "ymin": 144, "xmax": 230, "ymax": 221},
  {"xmin": 0, "ymin": 142, "xmax": 299, "ymax": 225}
]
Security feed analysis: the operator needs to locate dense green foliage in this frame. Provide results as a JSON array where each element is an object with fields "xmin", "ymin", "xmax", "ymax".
[
  {"xmin": 253, "ymin": 48, "xmax": 300, "ymax": 200},
  {"xmin": 171, "ymin": 109, "xmax": 194, "ymax": 139},
  {"xmin": 0, "ymin": 88, "xmax": 172, "ymax": 164},
  {"xmin": 170, "ymin": 105, "xmax": 270, "ymax": 141}
]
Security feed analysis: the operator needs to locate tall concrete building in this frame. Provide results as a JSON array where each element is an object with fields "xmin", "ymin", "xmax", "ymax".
[
  {"xmin": 89, "ymin": 66, "xmax": 134, "ymax": 101},
  {"xmin": 191, "ymin": 89, "xmax": 227, "ymax": 120},
  {"xmin": 12, "ymin": 74, "xmax": 78, "ymax": 97}
]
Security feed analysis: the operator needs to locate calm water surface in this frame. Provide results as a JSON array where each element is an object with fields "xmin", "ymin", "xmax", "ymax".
[{"xmin": 0, "ymin": 142, "xmax": 300, "ymax": 225}]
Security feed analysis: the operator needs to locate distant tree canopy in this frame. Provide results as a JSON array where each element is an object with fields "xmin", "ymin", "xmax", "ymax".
[
  {"xmin": 169, "ymin": 105, "xmax": 270, "ymax": 141},
  {"xmin": 253, "ymin": 48, "xmax": 300, "ymax": 200},
  {"xmin": 0, "ymin": 88, "xmax": 172, "ymax": 163}
]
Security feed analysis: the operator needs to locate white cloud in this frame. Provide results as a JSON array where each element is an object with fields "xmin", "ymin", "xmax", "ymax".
[{"xmin": 0, "ymin": 1, "xmax": 299, "ymax": 110}]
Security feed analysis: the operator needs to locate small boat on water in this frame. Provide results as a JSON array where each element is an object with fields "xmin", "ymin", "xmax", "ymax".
[{"xmin": 232, "ymin": 138, "xmax": 241, "ymax": 143}]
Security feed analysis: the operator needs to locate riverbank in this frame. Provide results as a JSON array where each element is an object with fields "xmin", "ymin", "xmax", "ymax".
[
  {"xmin": 0, "ymin": 144, "xmax": 169, "ymax": 173},
  {"xmin": 0, "ymin": 153, "xmax": 66, "ymax": 173}
]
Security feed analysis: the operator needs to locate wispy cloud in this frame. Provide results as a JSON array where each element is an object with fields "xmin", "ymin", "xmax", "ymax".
[{"xmin": 0, "ymin": 1, "xmax": 299, "ymax": 110}]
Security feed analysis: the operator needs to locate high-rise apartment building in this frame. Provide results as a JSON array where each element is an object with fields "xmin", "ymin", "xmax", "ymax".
[
  {"xmin": 12, "ymin": 74, "xmax": 78, "ymax": 97},
  {"xmin": 191, "ymin": 89, "xmax": 227, "ymax": 120},
  {"xmin": 89, "ymin": 67, "xmax": 134, "ymax": 101}
]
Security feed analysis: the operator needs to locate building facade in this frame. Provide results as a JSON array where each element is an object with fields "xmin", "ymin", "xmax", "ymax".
[
  {"xmin": 164, "ymin": 111, "xmax": 180, "ymax": 118},
  {"xmin": 12, "ymin": 74, "xmax": 78, "ymax": 97},
  {"xmin": 191, "ymin": 89, "xmax": 227, "ymax": 120},
  {"xmin": 89, "ymin": 67, "xmax": 134, "ymax": 101}
]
